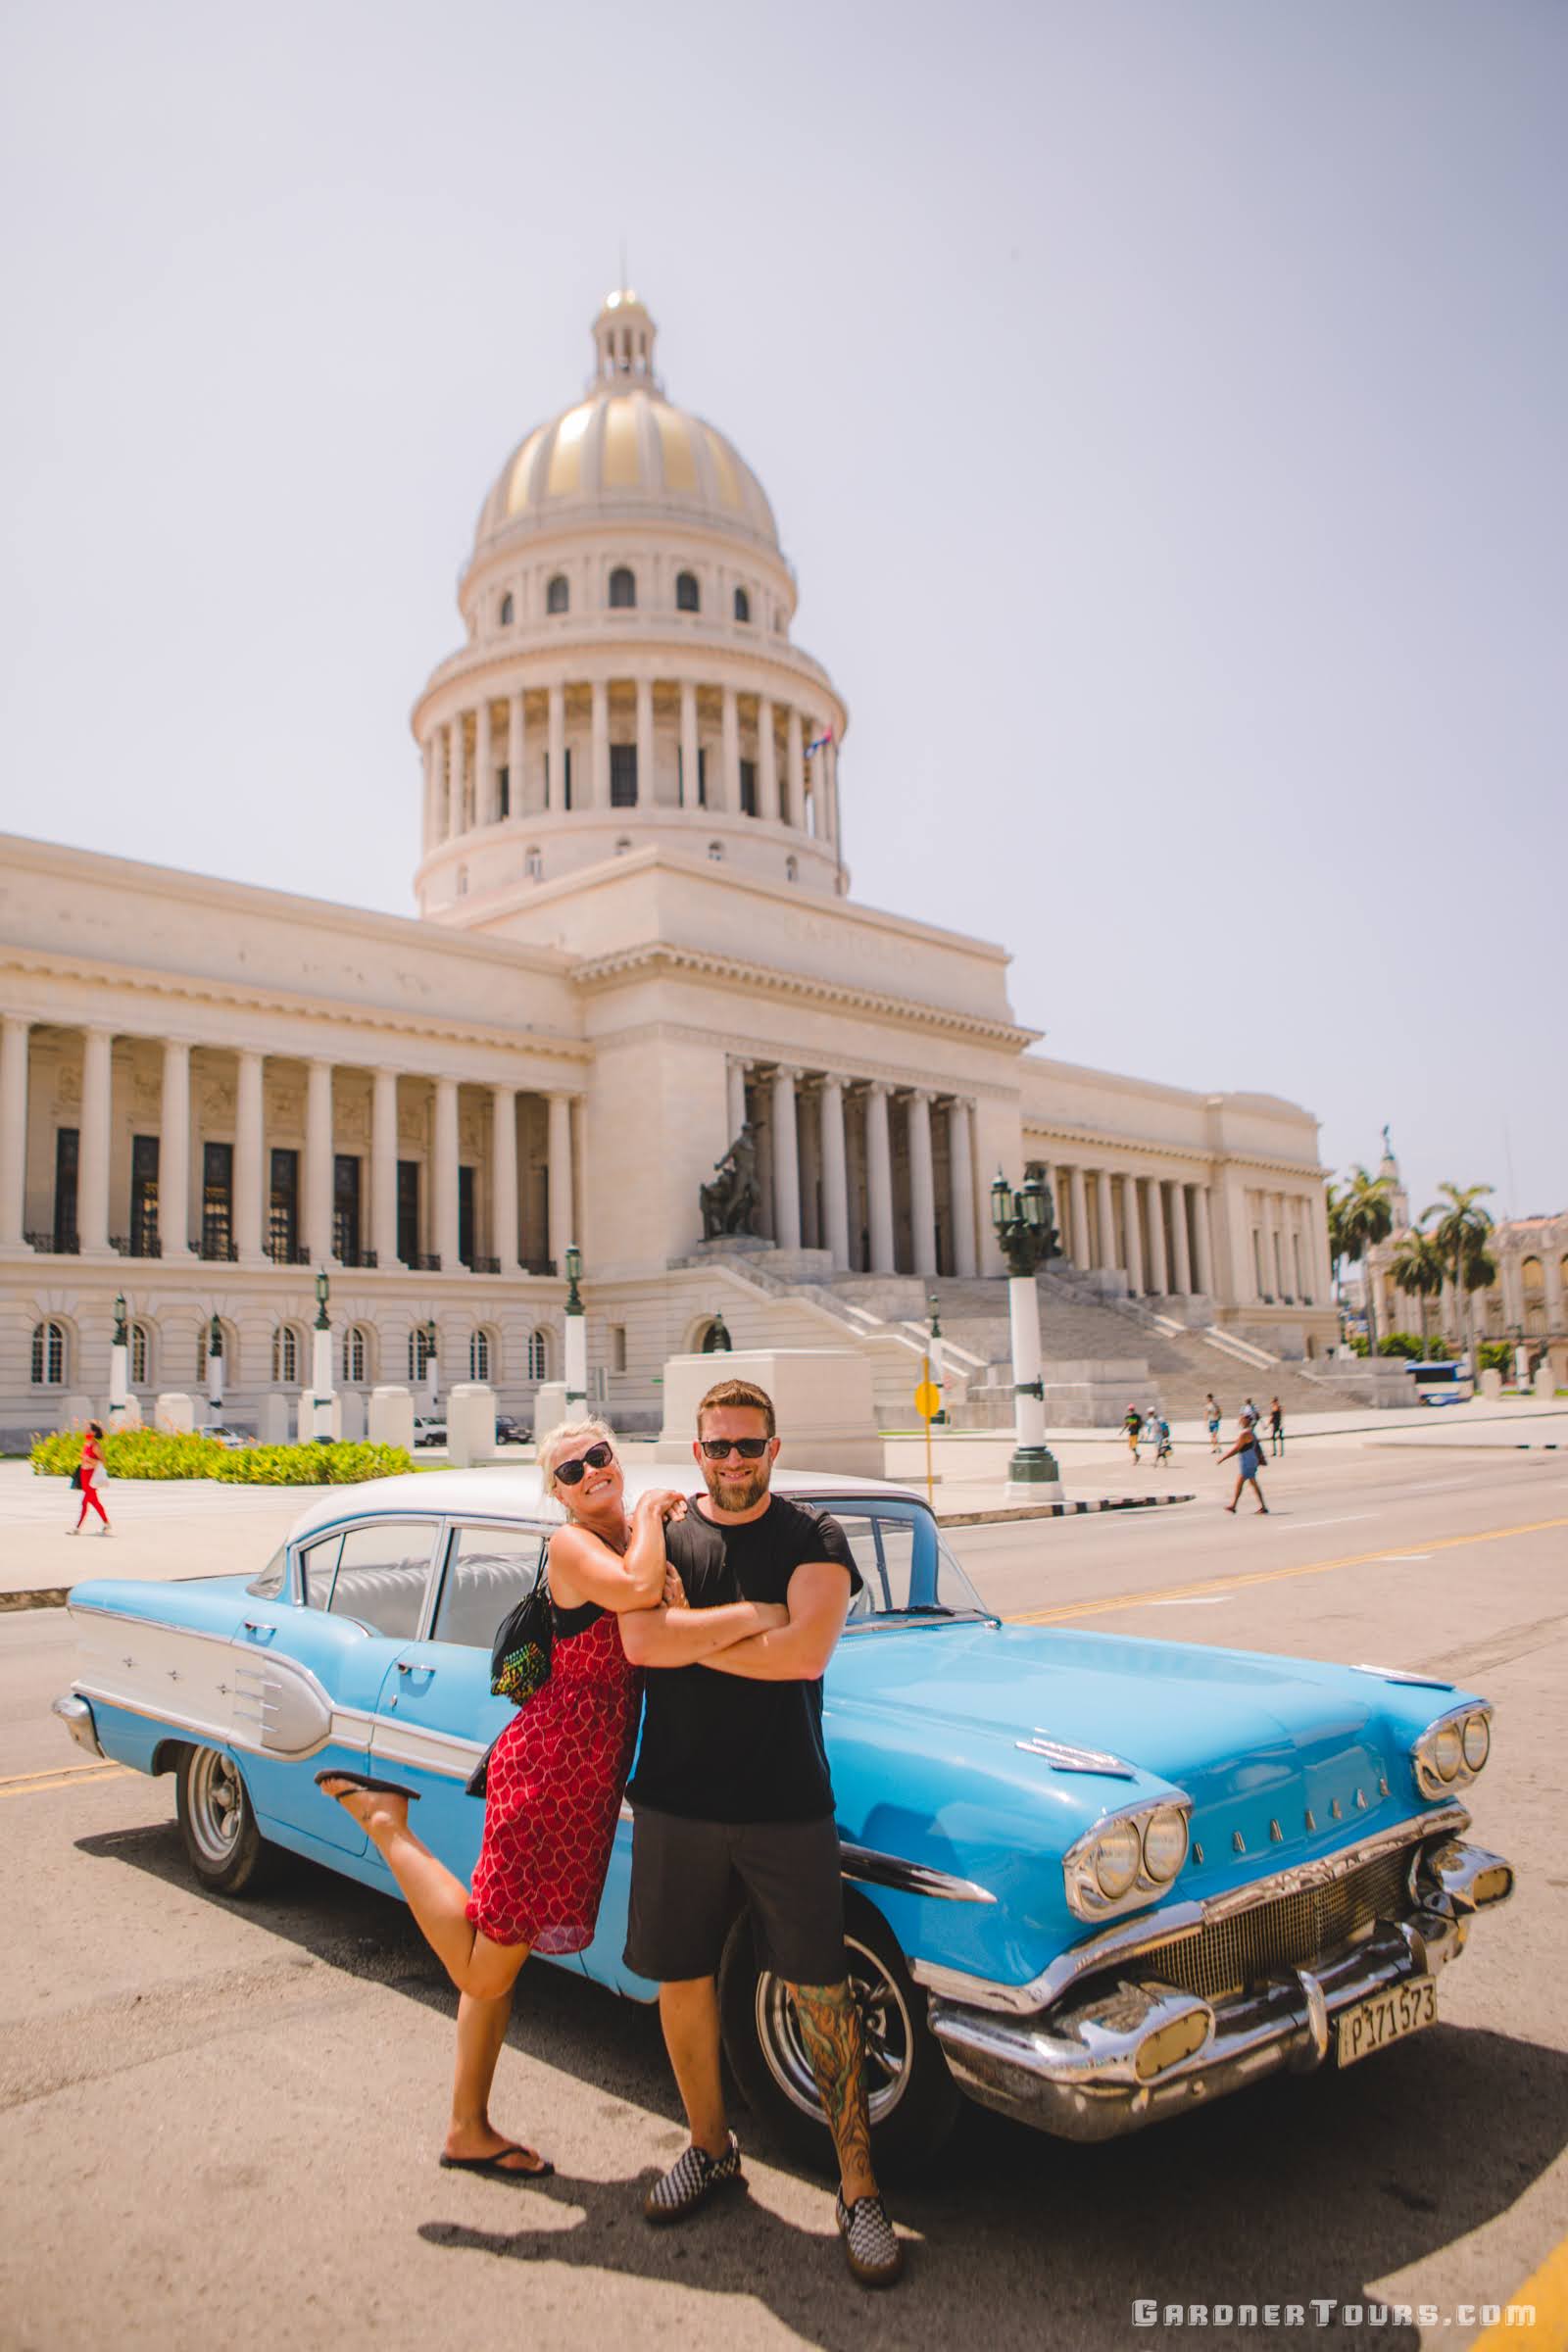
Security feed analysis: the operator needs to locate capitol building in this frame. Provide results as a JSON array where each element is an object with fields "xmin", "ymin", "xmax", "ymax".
[{"xmin": 0, "ymin": 289, "xmax": 1338, "ymax": 1442}]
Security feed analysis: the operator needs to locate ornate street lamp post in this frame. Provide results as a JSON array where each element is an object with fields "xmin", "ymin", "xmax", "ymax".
[
  {"xmin": 206, "ymin": 1313, "xmax": 224, "ymax": 1417},
  {"xmin": 108, "ymin": 1292, "xmax": 130, "ymax": 1429},
  {"xmin": 423, "ymin": 1317, "xmax": 440, "ymax": 1413},
  {"xmin": 991, "ymin": 1169, "xmax": 1063, "ymax": 1499},
  {"xmin": 927, "ymin": 1293, "xmax": 946, "ymax": 1424},
  {"xmin": 564, "ymin": 1245, "xmax": 588, "ymax": 1408},
  {"xmin": 311, "ymin": 1268, "xmax": 335, "ymax": 1443}
]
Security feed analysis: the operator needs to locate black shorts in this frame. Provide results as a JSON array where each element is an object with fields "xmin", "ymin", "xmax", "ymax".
[{"xmin": 624, "ymin": 1807, "xmax": 847, "ymax": 1987}]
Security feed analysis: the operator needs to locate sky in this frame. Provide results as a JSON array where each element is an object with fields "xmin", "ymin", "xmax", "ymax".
[{"xmin": 2, "ymin": 0, "xmax": 1563, "ymax": 1222}]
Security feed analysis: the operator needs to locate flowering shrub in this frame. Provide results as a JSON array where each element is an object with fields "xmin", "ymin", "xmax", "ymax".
[
  {"xmin": 215, "ymin": 1443, "xmax": 412, "ymax": 1485},
  {"xmin": 29, "ymin": 1429, "xmax": 410, "ymax": 1484}
]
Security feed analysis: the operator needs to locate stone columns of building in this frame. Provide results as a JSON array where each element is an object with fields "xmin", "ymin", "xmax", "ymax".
[
  {"xmin": 304, "ymin": 1058, "xmax": 335, "ymax": 1264},
  {"xmin": 680, "ymin": 682, "xmax": 700, "ymax": 809},
  {"xmin": 824, "ymin": 739, "xmax": 841, "ymax": 853},
  {"xmin": 548, "ymin": 685, "xmax": 566, "ymax": 810},
  {"xmin": 1068, "ymin": 1165, "xmax": 1089, "ymax": 1271},
  {"xmin": 726, "ymin": 1058, "xmax": 749, "ymax": 1143},
  {"xmin": 449, "ymin": 716, "xmax": 466, "ymax": 833},
  {"xmin": 770, "ymin": 1067, "xmax": 802, "ymax": 1250},
  {"xmin": 1500, "ymin": 1250, "xmax": 1523, "ymax": 1330},
  {"xmin": 1123, "ymin": 1174, "xmax": 1145, "ymax": 1295},
  {"xmin": 721, "ymin": 688, "xmax": 740, "ymax": 814},
  {"xmin": 1168, "ymin": 1180, "xmax": 1193, "ymax": 1295},
  {"xmin": 1146, "ymin": 1175, "xmax": 1169, "ymax": 1294},
  {"xmin": 547, "ymin": 1092, "xmax": 574, "ymax": 1268},
  {"xmin": 422, "ymin": 737, "xmax": 439, "ymax": 847},
  {"xmin": 1192, "ymin": 1185, "xmax": 1215, "ymax": 1298},
  {"xmin": 1544, "ymin": 1253, "xmax": 1565, "ymax": 1336},
  {"xmin": 786, "ymin": 707, "xmax": 805, "ymax": 830},
  {"xmin": 476, "ymin": 702, "xmax": 495, "ymax": 827},
  {"xmin": 758, "ymin": 695, "xmax": 779, "ymax": 822},
  {"xmin": 863, "ymin": 1083, "xmax": 896, "ymax": 1274},
  {"xmin": 492, "ymin": 1085, "xmax": 520, "ymax": 1274},
  {"xmin": 590, "ymin": 682, "xmax": 610, "ymax": 808},
  {"xmin": 508, "ymin": 692, "xmax": 526, "ymax": 816},
  {"xmin": 0, "ymin": 1016, "xmax": 27, "ymax": 1248},
  {"xmin": 433, "ymin": 1076, "xmax": 461, "ymax": 1270},
  {"xmin": 818, "ymin": 1075, "xmax": 851, "ymax": 1268},
  {"xmin": 159, "ymin": 1038, "xmax": 192, "ymax": 1259},
  {"xmin": 77, "ymin": 1026, "xmax": 113, "ymax": 1253},
  {"xmin": 799, "ymin": 1088, "xmax": 821, "ymax": 1250},
  {"xmin": 949, "ymin": 1099, "xmax": 977, "ymax": 1278},
  {"xmin": 234, "ymin": 1049, "xmax": 266, "ymax": 1265},
  {"xmin": 636, "ymin": 679, "xmax": 655, "ymax": 806},
  {"xmin": 906, "ymin": 1091, "xmax": 937, "ymax": 1278},
  {"xmin": 371, "ymin": 1067, "xmax": 402, "ymax": 1269},
  {"xmin": 1095, "ymin": 1169, "xmax": 1115, "ymax": 1272}
]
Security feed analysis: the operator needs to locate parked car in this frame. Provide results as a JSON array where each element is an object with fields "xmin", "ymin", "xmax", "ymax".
[
  {"xmin": 196, "ymin": 1424, "xmax": 252, "ymax": 1449},
  {"xmin": 412, "ymin": 1415, "xmax": 446, "ymax": 1449},
  {"xmin": 494, "ymin": 1414, "xmax": 531, "ymax": 1446},
  {"xmin": 52, "ymin": 1469, "xmax": 1513, "ymax": 2169}
]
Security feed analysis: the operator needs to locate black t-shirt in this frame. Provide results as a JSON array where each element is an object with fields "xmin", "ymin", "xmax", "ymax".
[{"xmin": 627, "ymin": 1494, "xmax": 860, "ymax": 1825}]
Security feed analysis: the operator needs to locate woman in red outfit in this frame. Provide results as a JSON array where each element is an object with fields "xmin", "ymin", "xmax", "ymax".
[
  {"xmin": 317, "ymin": 1419, "xmax": 783, "ymax": 2179},
  {"xmin": 71, "ymin": 1421, "xmax": 112, "ymax": 1535}
]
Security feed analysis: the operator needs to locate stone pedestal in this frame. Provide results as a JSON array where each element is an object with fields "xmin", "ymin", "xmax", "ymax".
[
  {"xmin": 656, "ymin": 1348, "xmax": 881, "ymax": 1476},
  {"xmin": 532, "ymin": 1382, "xmax": 569, "ymax": 1442},
  {"xmin": 338, "ymin": 1390, "xmax": 367, "ymax": 1442},
  {"xmin": 447, "ymin": 1382, "xmax": 497, "ymax": 1468},
  {"xmin": 368, "ymin": 1386, "xmax": 415, "ymax": 1451},
  {"xmin": 59, "ymin": 1394, "xmax": 93, "ymax": 1432},
  {"xmin": 155, "ymin": 1392, "xmax": 195, "ymax": 1434},
  {"xmin": 1479, "ymin": 1367, "xmax": 1503, "ymax": 1398},
  {"xmin": 258, "ymin": 1392, "xmax": 294, "ymax": 1445},
  {"xmin": 1535, "ymin": 1358, "xmax": 1556, "ymax": 1397},
  {"xmin": 296, "ymin": 1395, "xmax": 342, "ymax": 1444}
]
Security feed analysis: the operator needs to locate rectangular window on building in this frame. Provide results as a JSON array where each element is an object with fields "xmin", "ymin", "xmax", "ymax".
[
  {"xmin": 202, "ymin": 1142, "xmax": 233, "ymax": 1261},
  {"xmin": 739, "ymin": 759, "xmax": 758, "ymax": 816},
  {"xmin": 609, "ymin": 1323, "xmax": 628, "ymax": 1373},
  {"xmin": 270, "ymin": 1148, "xmax": 300, "ymax": 1263},
  {"xmin": 458, "ymin": 1165, "xmax": 476, "ymax": 1269},
  {"xmin": 52, "ymin": 1125, "xmax": 79, "ymax": 1251},
  {"xmin": 397, "ymin": 1159, "xmax": 420, "ymax": 1265},
  {"xmin": 334, "ymin": 1154, "xmax": 362, "ymax": 1265},
  {"xmin": 610, "ymin": 743, "xmax": 638, "ymax": 808},
  {"xmin": 697, "ymin": 746, "xmax": 708, "ymax": 808},
  {"xmin": 497, "ymin": 763, "xmax": 511, "ymax": 819},
  {"xmin": 546, "ymin": 746, "xmax": 573, "ymax": 811},
  {"xmin": 130, "ymin": 1133, "xmax": 160, "ymax": 1257}
]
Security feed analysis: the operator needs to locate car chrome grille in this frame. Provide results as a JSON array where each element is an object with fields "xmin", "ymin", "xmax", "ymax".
[{"xmin": 1142, "ymin": 1849, "xmax": 1413, "ymax": 2001}]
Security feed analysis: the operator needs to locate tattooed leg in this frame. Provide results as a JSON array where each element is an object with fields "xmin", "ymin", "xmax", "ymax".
[{"xmin": 792, "ymin": 1980, "xmax": 878, "ymax": 2205}]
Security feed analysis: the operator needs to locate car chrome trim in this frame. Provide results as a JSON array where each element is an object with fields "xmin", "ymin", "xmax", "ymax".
[
  {"xmin": 1014, "ymin": 1735, "xmax": 1139, "ymax": 1779},
  {"xmin": 52, "ymin": 1693, "xmax": 105, "ymax": 1757},
  {"xmin": 839, "ymin": 1844, "xmax": 998, "ymax": 1905},
  {"xmin": 909, "ymin": 1804, "xmax": 1473, "ymax": 2017},
  {"xmin": 1351, "ymin": 1664, "xmax": 1458, "ymax": 1689},
  {"xmin": 1411, "ymin": 1702, "xmax": 1494, "ymax": 1799}
]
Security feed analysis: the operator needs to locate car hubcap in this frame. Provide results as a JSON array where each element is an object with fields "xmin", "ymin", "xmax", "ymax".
[
  {"xmin": 755, "ymin": 1933, "xmax": 914, "ymax": 2125},
  {"xmin": 188, "ymin": 1748, "xmax": 244, "ymax": 1864}
]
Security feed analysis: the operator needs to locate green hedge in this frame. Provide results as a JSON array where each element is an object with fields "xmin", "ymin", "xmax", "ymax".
[{"xmin": 29, "ymin": 1428, "xmax": 411, "ymax": 1485}]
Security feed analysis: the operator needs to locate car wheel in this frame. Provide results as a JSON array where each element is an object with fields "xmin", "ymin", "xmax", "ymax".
[
  {"xmin": 718, "ymin": 1886, "xmax": 961, "ymax": 2178},
  {"xmin": 174, "ymin": 1743, "xmax": 274, "ymax": 1895}
]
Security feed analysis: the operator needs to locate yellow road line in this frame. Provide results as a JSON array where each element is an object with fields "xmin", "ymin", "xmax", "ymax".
[
  {"xmin": 1006, "ymin": 1515, "xmax": 1568, "ymax": 1627},
  {"xmin": 0, "ymin": 1763, "xmax": 130, "ymax": 1799},
  {"xmin": 1470, "ymin": 2229, "xmax": 1568, "ymax": 2349}
]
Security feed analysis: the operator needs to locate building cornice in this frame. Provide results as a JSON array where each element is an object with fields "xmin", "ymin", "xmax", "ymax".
[
  {"xmin": 590, "ymin": 1017, "xmax": 1023, "ymax": 1100},
  {"xmin": 1024, "ymin": 1114, "xmax": 1328, "ymax": 1183}
]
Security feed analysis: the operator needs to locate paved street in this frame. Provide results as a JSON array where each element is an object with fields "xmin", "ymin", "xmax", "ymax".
[{"xmin": 1, "ymin": 1441, "xmax": 1564, "ymax": 2351}]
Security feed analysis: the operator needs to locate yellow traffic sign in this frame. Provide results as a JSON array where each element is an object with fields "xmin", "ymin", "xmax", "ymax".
[{"xmin": 914, "ymin": 1381, "xmax": 941, "ymax": 1421}]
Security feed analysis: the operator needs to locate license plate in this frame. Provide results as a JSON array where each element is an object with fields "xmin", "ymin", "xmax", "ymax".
[{"xmin": 1335, "ymin": 1977, "xmax": 1437, "ymax": 2068}]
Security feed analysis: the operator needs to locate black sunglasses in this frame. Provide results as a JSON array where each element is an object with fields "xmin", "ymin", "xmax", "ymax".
[
  {"xmin": 554, "ymin": 1440, "xmax": 615, "ymax": 1487},
  {"xmin": 699, "ymin": 1437, "xmax": 771, "ymax": 1461}
]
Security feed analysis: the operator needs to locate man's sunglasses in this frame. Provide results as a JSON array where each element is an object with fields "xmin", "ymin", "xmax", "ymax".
[
  {"xmin": 699, "ymin": 1437, "xmax": 771, "ymax": 1461},
  {"xmin": 553, "ymin": 1440, "xmax": 615, "ymax": 1486}
]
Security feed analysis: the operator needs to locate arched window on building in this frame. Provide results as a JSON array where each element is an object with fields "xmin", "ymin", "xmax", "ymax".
[
  {"xmin": 469, "ymin": 1328, "xmax": 492, "ymax": 1382},
  {"xmin": 409, "ymin": 1325, "xmax": 436, "ymax": 1382},
  {"xmin": 270, "ymin": 1325, "xmax": 301, "ymax": 1385},
  {"xmin": 526, "ymin": 1328, "xmax": 550, "ymax": 1383},
  {"xmin": 343, "ymin": 1325, "xmax": 369, "ymax": 1385},
  {"xmin": 675, "ymin": 570, "xmax": 700, "ymax": 613},
  {"xmin": 708, "ymin": 841, "xmax": 724, "ymax": 862},
  {"xmin": 609, "ymin": 565, "xmax": 636, "ymax": 609},
  {"xmin": 499, "ymin": 591, "xmax": 514, "ymax": 625},
  {"xmin": 546, "ymin": 574, "xmax": 569, "ymax": 615},
  {"xmin": 733, "ymin": 586, "xmax": 751, "ymax": 623},
  {"xmin": 31, "ymin": 1320, "xmax": 67, "ymax": 1386},
  {"xmin": 130, "ymin": 1322, "xmax": 152, "ymax": 1387}
]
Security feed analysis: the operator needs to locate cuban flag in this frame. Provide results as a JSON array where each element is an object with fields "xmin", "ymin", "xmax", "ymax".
[{"xmin": 806, "ymin": 726, "xmax": 835, "ymax": 757}]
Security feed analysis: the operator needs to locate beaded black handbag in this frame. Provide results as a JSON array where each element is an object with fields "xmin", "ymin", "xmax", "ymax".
[{"xmin": 489, "ymin": 1580, "xmax": 554, "ymax": 1707}]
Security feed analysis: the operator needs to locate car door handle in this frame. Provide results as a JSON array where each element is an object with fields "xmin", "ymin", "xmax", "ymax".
[
  {"xmin": 240, "ymin": 1621, "xmax": 276, "ymax": 1644},
  {"xmin": 395, "ymin": 1661, "xmax": 435, "ymax": 1679}
]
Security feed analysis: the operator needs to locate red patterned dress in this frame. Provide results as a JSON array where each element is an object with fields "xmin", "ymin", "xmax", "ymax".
[{"xmin": 466, "ymin": 1597, "xmax": 642, "ymax": 1954}]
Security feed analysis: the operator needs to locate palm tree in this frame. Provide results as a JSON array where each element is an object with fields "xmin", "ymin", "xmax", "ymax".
[
  {"xmin": 1335, "ymin": 1165, "xmax": 1396, "ymax": 1353},
  {"xmin": 1422, "ymin": 1182, "xmax": 1495, "ymax": 1368},
  {"xmin": 1391, "ymin": 1226, "xmax": 1446, "ymax": 1351}
]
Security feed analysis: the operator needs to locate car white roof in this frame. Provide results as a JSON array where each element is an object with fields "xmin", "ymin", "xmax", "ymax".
[{"xmin": 284, "ymin": 1462, "xmax": 924, "ymax": 1545}]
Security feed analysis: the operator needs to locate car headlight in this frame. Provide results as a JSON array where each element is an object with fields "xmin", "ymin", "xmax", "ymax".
[
  {"xmin": 1412, "ymin": 1705, "xmax": 1492, "ymax": 1798},
  {"xmin": 1142, "ymin": 1805, "xmax": 1190, "ymax": 1884},
  {"xmin": 1092, "ymin": 1821, "xmax": 1142, "ymax": 1899},
  {"xmin": 1063, "ymin": 1797, "xmax": 1193, "ymax": 1921}
]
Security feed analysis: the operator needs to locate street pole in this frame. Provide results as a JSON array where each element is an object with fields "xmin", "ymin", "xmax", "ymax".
[
  {"xmin": 990, "ymin": 1170, "xmax": 1064, "ymax": 1503},
  {"xmin": 207, "ymin": 1315, "xmax": 224, "ymax": 1418},
  {"xmin": 424, "ymin": 1320, "xmax": 440, "ymax": 1414},
  {"xmin": 564, "ymin": 1244, "xmax": 587, "ymax": 1409},
  {"xmin": 108, "ymin": 1293, "xmax": 129, "ymax": 1430},
  {"xmin": 928, "ymin": 1294, "xmax": 946, "ymax": 1424},
  {"xmin": 312, "ymin": 1270, "xmax": 335, "ymax": 1443}
]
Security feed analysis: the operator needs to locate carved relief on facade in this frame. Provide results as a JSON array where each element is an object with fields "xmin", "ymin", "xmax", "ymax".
[{"xmin": 399, "ymin": 1100, "xmax": 429, "ymax": 1145}]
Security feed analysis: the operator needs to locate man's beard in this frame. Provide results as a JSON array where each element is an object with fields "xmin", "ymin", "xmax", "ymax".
[{"xmin": 702, "ymin": 1459, "xmax": 771, "ymax": 1513}]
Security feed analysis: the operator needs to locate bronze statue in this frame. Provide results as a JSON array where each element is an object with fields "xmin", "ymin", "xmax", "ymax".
[{"xmin": 701, "ymin": 1124, "xmax": 760, "ymax": 1239}]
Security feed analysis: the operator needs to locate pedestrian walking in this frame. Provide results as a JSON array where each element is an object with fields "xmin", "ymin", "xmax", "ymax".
[
  {"xmin": 1153, "ymin": 1414, "xmax": 1173, "ymax": 1465},
  {"xmin": 1123, "ymin": 1404, "xmax": 1144, "ymax": 1463},
  {"xmin": 1268, "ymin": 1396, "xmax": 1285, "ymax": 1456},
  {"xmin": 69, "ymin": 1422, "xmax": 112, "ymax": 1536},
  {"xmin": 1243, "ymin": 1396, "xmax": 1260, "ymax": 1430},
  {"xmin": 1204, "ymin": 1395, "xmax": 1221, "ymax": 1453},
  {"xmin": 1219, "ymin": 1417, "xmax": 1269, "ymax": 1514}
]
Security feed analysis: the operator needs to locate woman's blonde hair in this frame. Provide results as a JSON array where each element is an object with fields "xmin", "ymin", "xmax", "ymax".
[{"xmin": 537, "ymin": 1416, "xmax": 617, "ymax": 1500}]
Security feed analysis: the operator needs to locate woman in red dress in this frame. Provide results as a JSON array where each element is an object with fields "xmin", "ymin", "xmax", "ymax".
[
  {"xmin": 71, "ymin": 1421, "xmax": 111, "ymax": 1535},
  {"xmin": 317, "ymin": 1420, "xmax": 783, "ymax": 2178}
]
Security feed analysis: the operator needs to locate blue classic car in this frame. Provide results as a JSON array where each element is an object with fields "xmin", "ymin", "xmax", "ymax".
[{"xmin": 54, "ymin": 1467, "xmax": 1514, "ymax": 2168}]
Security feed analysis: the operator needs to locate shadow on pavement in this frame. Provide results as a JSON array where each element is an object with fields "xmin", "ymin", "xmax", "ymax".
[{"xmin": 78, "ymin": 1817, "xmax": 1565, "ymax": 2352}]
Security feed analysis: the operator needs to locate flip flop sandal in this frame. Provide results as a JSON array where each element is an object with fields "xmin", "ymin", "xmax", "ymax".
[
  {"xmin": 439, "ymin": 2144, "xmax": 554, "ymax": 2179},
  {"xmin": 313, "ymin": 1770, "xmax": 420, "ymax": 1802}
]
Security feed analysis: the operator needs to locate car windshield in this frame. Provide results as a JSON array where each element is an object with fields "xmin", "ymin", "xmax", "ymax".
[{"xmin": 823, "ymin": 1500, "xmax": 994, "ymax": 1628}]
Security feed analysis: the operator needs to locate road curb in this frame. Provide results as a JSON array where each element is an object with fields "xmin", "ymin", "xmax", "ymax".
[
  {"xmin": 936, "ymin": 1493, "xmax": 1196, "ymax": 1528},
  {"xmin": 1, "ymin": 1586, "xmax": 73, "ymax": 1614}
]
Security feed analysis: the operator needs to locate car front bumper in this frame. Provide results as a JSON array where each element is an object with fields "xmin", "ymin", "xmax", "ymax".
[{"xmin": 926, "ymin": 1838, "xmax": 1513, "ymax": 2142}]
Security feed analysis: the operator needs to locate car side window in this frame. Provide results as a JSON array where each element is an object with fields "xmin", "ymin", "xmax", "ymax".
[
  {"xmin": 431, "ymin": 1523, "xmax": 548, "ymax": 1650},
  {"xmin": 300, "ymin": 1534, "xmax": 343, "ymax": 1610},
  {"xmin": 246, "ymin": 1544, "xmax": 287, "ymax": 1600},
  {"xmin": 326, "ymin": 1521, "xmax": 441, "ymax": 1640}
]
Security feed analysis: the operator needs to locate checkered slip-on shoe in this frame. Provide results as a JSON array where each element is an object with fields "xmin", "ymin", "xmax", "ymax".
[
  {"xmin": 835, "ymin": 2191, "xmax": 905, "ymax": 2287},
  {"xmin": 643, "ymin": 2132, "xmax": 744, "ymax": 2225}
]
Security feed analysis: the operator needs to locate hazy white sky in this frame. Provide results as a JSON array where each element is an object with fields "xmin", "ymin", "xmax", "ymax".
[{"xmin": 2, "ymin": 0, "xmax": 1562, "ymax": 1219}]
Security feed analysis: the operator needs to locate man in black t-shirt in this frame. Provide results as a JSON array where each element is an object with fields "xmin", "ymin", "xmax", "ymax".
[{"xmin": 617, "ymin": 1377, "xmax": 904, "ymax": 2290}]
